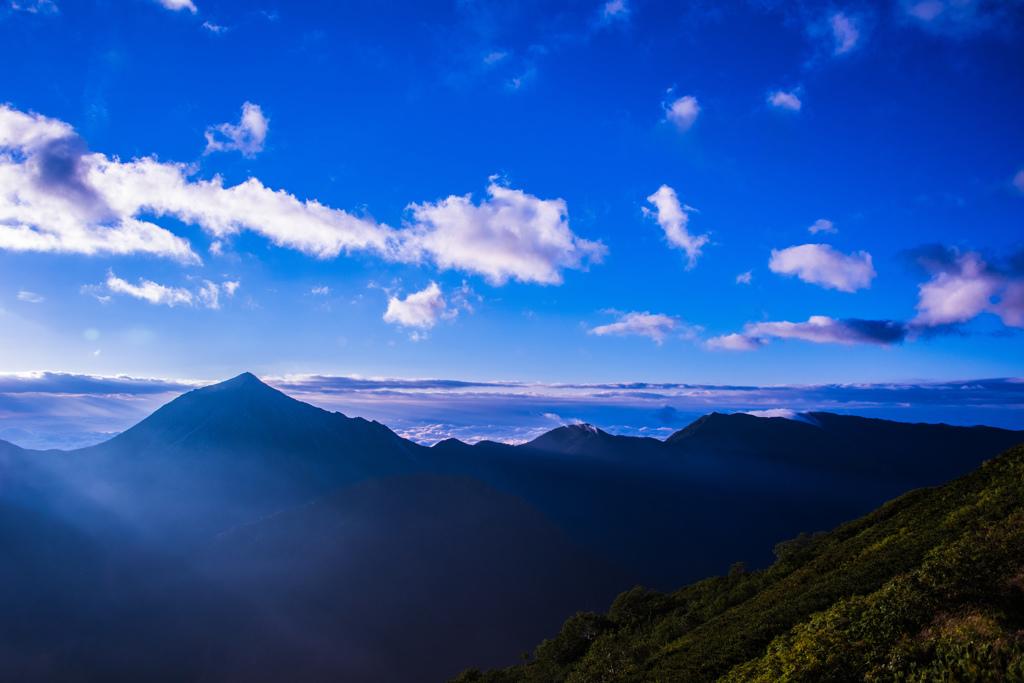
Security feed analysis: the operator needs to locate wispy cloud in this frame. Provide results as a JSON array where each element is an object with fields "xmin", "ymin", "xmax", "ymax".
[
  {"xmin": 597, "ymin": 0, "xmax": 630, "ymax": 26},
  {"xmin": 663, "ymin": 94, "xmax": 700, "ymax": 132},
  {"xmin": 906, "ymin": 1, "xmax": 946, "ymax": 21},
  {"xmin": 706, "ymin": 333, "xmax": 765, "ymax": 351},
  {"xmin": 736, "ymin": 271, "xmax": 753, "ymax": 284},
  {"xmin": 106, "ymin": 273, "xmax": 195, "ymax": 307},
  {"xmin": 10, "ymin": 0, "xmax": 58, "ymax": 14},
  {"xmin": 204, "ymin": 102, "xmax": 268, "ymax": 157},
  {"xmin": 644, "ymin": 185, "xmax": 709, "ymax": 269},
  {"xmin": 589, "ymin": 311, "xmax": 686, "ymax": 345},
  {"xmin": 808, "ymin": 219, "xmax": 837, "ymax": 234},
  {"xmin": 902, "ymin": 0, "xmax": 1024, "ymax": 35},
  {"xmin": 105, "ymin": 271, "xmax": 238, "ymax": 309},
  {"xmin": 767, "ymin": 90, "xmax": 802, "ymax": 111},
  {"xmin": 153, "ymin": 0, "xmax": 197, "ymax": 14},
  {"xmin": 830, "ymin": 12, "xmax": 860, "ymax": 54},
  {"xmin": 1014, "ymin": 170, "xmax": 1024, "ymax": 194},
  {"xmin": 769, "ymin": 243, "xmax": 876, "ymax": 292},
  {"xmin": 17, "ymin": 290, "xmax": 44, "ymax": 303}
]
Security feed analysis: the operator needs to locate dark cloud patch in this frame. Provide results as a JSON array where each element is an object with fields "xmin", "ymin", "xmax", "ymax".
[
  {"xmin": 651, "ymin": 406, "xmax": 688, "ymax": 426},
  {"xmin": 901, "ymin": 243, "xmax": 1024, "ymax": 277},
  {"xmin": 843, "ymin": 318, "xmax": 908, "ymax": 344},
  {"xmin": 899, "ymin": 243, "xmax": 960, "ymax": 275},
  {"xmin": 0, "ymin": 372, "xmax": 195, "ymax": 396},
  {"xmin": 28, "ymin": 135, "xmax": 109, "ymax": 217}
]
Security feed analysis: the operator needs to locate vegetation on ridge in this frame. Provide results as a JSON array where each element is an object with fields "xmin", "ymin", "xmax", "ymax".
[{"xmin": 451, "ymin": 442, "xmax": 1024, "ymax": 682}]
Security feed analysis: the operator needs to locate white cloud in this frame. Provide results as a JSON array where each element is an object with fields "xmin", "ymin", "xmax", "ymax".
[
  {"xmin": 483, "ymin": 51, "xmax": 508, "ymax": 65},
  {"xmin": 746, "ymin": 316, "xmax": 904, "ymax": 345},
  {"xmin": 769, "ymin": 243, "xmax": 876, "ymax": 292},
  {"xmin": 204, "ymin": 102, "xmax": 268, "ymax": 157},
  {"xmin": 1014, "ymin": 170, "xmax": 1024, "ymax": 194},
  {"xmin": 105, "ymin": 272, "xmax": 237, "ymax": 309},
  {"xmin": 0, "ymin": 104, "xmax": 394, "ymax": 264},
  {"xmin": 736, "ymin": 271, "xmax": 753, "ymax": 284},
  {"xmin": 312, "ymin": 285, "xmax": 330, "ymax": 296},
  {"xmin": 589, "ymin": 311, "xmax": 681, "ymax": 345},
  {"xmin": 911, "ymin": 250, "xmax": 1024, "ymax": 329},
  {"xmin": 745, "ymin": 409, "xmax": 801, "ymax": 419},
  {"xmin": 401, "ymin": 180, "xmax": 606, "ymax": 285},
  {"xmin": 197, "ymin": 279, "xmax": 239, "ymax": 309},
  {"xmin": 202, "ymin": 21, "xmax": 227, "ymax": 33},
  {"xmin": 830, "ymin": 12, "xmax": 860, "ymax": 54},
  {"xmin": 808, "ymin": 219, "xmax": 837, "ymax": 234},
  {"xmin": 664, "ymin": 95, "xmax": 700, "ymax": 132},
  {"xmin": 706, "ymin": 333, "xmax": 764, "ymax": 351},
  {"xmin": 17, "ymin": 290, "xmax": 44, "ymax": 303},
  {"xmin": 644, "ymin": 185, "xmax": 709, "ymax": 269},
  {"xmin": 0, "ymin": 105, "xmax": 603, "ymax": 289},
  {"xmin": 153, "ymin": 0, "xmax": 196, "ymax": 13},
  {"xmin": 383, "ymin": 282, "xmax": 451, "ymax": 329},
  {"xmin": 767, "ymin": 90, "xmax": 802, "ymax": 111},
  {"xmin": 106, "ymin": 273, "xmax": 194, "ymax": 307},
  {"xmin": 197, "ymin": 281, "xmax": 221, "ymax": 309},
  {"xmin": 449, "ymin": 280, "xmax": 482, "ymax": 314}
]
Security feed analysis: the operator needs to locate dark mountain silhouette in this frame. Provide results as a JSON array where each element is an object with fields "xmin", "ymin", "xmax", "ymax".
[
  {"xmin": 38, "ymin": 372, "xmax": 425, "ymax": 544},
  {"xmin": 426, "ymin": 412, "xmax": 1024, "ymax": 587},
  {"xmin": 665, "ymin": 410, "xmax": 1023, "ymax": 480},
  {"xmin": 521, "ymin": 423, "xmax": 666, "ymax": 464}
]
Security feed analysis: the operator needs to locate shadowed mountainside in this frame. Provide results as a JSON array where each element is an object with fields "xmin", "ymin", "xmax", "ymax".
[
  {"xmin": 424, "ymin": 415, "xmax": 1024, "ymax": 587},
  {"xmin": 12, "ymin": 372, "xmax": 425, "ymax": 544},
  {"xmin": 195, "ymin": 473, "xmax": 637, "ymax": 683},
  {"xmin": 449, "ymin": 440, "xmax": 1024, "ymax": 683}
]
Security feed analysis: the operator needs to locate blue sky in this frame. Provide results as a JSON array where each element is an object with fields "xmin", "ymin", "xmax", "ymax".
[{"xmin": 1, "ymin": 0, "xmax": 1022, "ymax": 445}]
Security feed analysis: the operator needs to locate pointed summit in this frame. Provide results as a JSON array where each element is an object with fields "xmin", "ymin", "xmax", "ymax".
[
  {"xmin": 192, "ymin": 371, "xmax": 280, "ymax": 396},
  {"xmin": 73, "ymin": 372, "xmax": 425, "ymax": 542}
]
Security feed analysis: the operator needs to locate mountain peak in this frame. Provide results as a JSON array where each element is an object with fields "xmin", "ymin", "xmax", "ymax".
[
  {"xmin": 201, "ymin": 371, "xmax": 273, "ymax": 392},
  {"xmin": 523, "ymin": 423, "xmax": 610, "ymax": 454}
]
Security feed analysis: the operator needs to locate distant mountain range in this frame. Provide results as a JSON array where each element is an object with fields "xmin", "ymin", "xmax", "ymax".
[{"xmin": 0, "ymin": 372, "xmax": 1021, "ymax": 682}]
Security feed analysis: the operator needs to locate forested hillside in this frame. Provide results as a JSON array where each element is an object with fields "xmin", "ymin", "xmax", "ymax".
[{"xmin": 452, "ymin": 442, "xmax": 1024, "ymax": 682}]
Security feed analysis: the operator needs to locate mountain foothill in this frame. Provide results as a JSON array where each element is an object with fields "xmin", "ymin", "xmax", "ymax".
[{"xmin": 0, "ymin": 373, "xmax": 1021, "ymax": 682}]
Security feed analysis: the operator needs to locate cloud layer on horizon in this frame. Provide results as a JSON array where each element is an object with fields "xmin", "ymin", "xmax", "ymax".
[{"xmin": 1, "ymin": 370, "xmax": 1022, "ymax": 448}]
